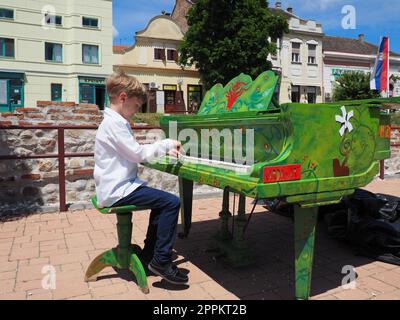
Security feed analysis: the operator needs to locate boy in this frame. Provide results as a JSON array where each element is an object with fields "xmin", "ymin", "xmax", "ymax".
[{"xmin": 94, "ymin": 70, "xmax": 188, "ymax": 285}]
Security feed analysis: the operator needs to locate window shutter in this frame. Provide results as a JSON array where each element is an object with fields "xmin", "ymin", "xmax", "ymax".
[
  {"xmin": 292, "ymin": 43, "xmax": 300, "ymax": 54},
  {"xmin": 308, "ymin": 44, "xmax": 316, "ymax": 57}
]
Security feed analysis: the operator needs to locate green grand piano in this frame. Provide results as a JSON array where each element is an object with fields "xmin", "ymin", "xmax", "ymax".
[{"xmin": 144, "ymin": 70, "xmax": 398, "ymax": 300}]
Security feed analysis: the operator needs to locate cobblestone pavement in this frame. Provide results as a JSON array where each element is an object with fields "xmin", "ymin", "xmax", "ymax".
[{"xmin": 0, "ymin": 178, "xmax": 399, "ymax": 300}]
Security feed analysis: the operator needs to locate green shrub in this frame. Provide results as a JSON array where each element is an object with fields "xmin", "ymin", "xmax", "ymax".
[{"xmin": 131, "ymin": 113, "xmax": 162, "ymax": 126}]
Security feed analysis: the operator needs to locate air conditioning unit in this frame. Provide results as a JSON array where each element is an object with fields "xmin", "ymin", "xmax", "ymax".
[{"xmin": 149, "ymin": 82, "xmax": 158, "ymax": 89}]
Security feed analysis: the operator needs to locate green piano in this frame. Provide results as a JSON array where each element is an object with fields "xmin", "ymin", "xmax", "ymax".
[{"xmin": 144, "ymin": 70, "xmax": 398, "ymax": 300}]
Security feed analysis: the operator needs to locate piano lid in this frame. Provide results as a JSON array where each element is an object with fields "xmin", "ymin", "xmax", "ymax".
[{"xmin": 197, "ymin": 70, "xmax": 279, "ymax": 115}]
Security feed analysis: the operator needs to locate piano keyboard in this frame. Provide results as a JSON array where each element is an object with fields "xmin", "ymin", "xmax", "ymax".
[{"xmin": 176, "ymin": 154, "xmax": 252, "ymax": 174}]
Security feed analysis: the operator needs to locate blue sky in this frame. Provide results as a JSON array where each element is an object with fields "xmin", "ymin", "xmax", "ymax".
[{"xmin": 113, "ymin": 0, "xmax": 400, "ymax": 52}]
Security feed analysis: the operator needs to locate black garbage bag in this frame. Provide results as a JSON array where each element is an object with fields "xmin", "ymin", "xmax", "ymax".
[
  {"xmin": 263, "ymin": 189, "xmax": 400, "ymax": 265},
  {"xmin": 344, "ymin": 189, "xmax": 400, "ymax": 265}
]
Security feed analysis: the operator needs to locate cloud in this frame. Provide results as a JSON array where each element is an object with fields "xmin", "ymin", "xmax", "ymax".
[{"xmin": 113, "ymin": 25, "xmax": 119, "ymax": 38}]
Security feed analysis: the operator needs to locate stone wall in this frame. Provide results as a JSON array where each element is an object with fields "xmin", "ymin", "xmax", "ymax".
[
  {"xmin": 0, "ymin": 103, "xmax": 398, "ymax": 216},
  {"xmin": 0, "ymin": 101, "xmax": 219, "ymax": 216},
  {"xmin": 386, "ymin": 125, "xmax": 400, "ymax": 176}
]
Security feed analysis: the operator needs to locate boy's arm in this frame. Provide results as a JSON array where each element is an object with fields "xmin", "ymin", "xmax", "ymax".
[{"xmin": 108, "ymin": 122, "xmax": 177, "ymax": 163}]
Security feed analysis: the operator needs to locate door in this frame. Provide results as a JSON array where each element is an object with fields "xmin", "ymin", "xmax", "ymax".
[
  {"xmin": 164, "ymin": 90, "xmax": 176, "ymax": 113},
  {"xmin": 148, "ymin": 90, "xmax": 157, "ymax": 113},
  {"xmin": 51, "ymin": 84, "xmax": 62, "ymax": 102},
  {"xmin": 95, "ymin": 86, "xmax": 105, "ymax": 110},
  {"xmin": 0, "ymin": 79, "xmax": 10, "ymax": 112}
]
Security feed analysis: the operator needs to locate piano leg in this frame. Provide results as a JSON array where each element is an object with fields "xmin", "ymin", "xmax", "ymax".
[
  {"xmin": 219, "ymin": 187, "xmax": 232, "ymax": 240},
  {"xmin": 214, "ymin": 190, "xmax": 255, "ymax": 267},
  {"xmin": 178, "ymin": 177, "xmax": 193, "ymax": 239},
  {"xmin": 294, "ymin": 205, "xmax": 318, "ymax": 300}
]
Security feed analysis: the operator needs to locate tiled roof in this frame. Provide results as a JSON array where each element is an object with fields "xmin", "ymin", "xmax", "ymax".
[
  {"xmin": 113, "ymin": 45, "xmax": 130, "ymax": 54},
  {"xmin": 323, "ymin": 36, "xmax": 400, "ymax": 57}
]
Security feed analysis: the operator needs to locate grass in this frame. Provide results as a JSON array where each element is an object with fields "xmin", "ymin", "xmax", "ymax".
[{"xmin": 392, "ymin": 113, "xmax": 400, "ymax": 125}]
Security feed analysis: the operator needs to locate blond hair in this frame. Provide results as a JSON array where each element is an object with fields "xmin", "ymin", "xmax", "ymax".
[{"xmin": 106, "ymin": 70, "xmax": 148, "ymax": 102}]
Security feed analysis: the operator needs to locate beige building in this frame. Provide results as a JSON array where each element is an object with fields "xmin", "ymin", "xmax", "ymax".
[
  {"xmin": 0, "ymin": 0, "xmax": 113, "ymax": 112},
  {"xmin": 113, "ymin": 15, "xmax": 202, "ymax": 114}
]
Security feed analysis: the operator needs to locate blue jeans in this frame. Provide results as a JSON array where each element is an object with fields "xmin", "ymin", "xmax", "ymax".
[{"xmin": 112, "ymin": 185, "xmax": 180, "ymax": 266}]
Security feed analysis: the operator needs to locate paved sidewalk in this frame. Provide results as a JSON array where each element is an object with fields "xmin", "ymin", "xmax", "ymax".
[{"xmin": 0, "ymin": 178, "xmax": 399, "ymax": 300}]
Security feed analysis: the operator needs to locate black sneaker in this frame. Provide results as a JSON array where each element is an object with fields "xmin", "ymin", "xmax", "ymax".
[{"xmin": 148, "ymin": 260, "xmax": 189, "ymax": 285}]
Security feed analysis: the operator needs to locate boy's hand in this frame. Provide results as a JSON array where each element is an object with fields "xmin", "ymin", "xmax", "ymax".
[{"xmin": 167, "ymin": 140, "xmax": 182, "ymax": 158}]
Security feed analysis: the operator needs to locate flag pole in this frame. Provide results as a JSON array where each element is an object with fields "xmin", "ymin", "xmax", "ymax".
[{"xmin": 387, "ymin": 37, "xmax": 390, "ymax": 98}]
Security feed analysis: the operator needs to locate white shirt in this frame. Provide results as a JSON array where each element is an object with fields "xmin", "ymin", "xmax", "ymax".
[{"xmin": 94, "ymin": 108, "xmax": 175, "ymax": 207}]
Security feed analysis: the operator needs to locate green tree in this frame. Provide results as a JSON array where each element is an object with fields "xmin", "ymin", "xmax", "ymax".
[
  {"xmin": 332, "ymin": 71, "xmax": 380, "ymax": 101},
  {"xmin": 178, "ymin": 0, "xmax": 288, "ymax": 89}
]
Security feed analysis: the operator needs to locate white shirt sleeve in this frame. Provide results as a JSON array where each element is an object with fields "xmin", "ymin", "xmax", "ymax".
[{"xmin": 108, "ymin": 121, "xmax": 176, "ymax": 163}]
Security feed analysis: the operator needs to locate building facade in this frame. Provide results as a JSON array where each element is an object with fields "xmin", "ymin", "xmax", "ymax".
[
  {"xmin": 172, "ymin": 1, "xmax": 325, "ymax": 104},
  {"xmin": 323, "ymin": 35, "xmax": 400, "ymax": 100},
  {"xmin": 269, "ymin": 4, "xmax": 324, "ymax": 104},
  {"xmin": 113, "ymin": 15, "xmax": 202, "ymax": 113},
  {"xmin": 0, "ymin": 0, "xmax": 113, "ymax": 112}
]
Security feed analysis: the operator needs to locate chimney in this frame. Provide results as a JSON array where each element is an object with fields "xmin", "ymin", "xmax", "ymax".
[
  {"xmin": 358, "ymin": 34, "xmax": 365, "ymax": 42},
  {"xmin": 275, "ymin": 1, "xmax": 282, "ymax": 8},
  {"xmin": 287, "ymin": 7, "xmax": 293, "ymax": 13}
]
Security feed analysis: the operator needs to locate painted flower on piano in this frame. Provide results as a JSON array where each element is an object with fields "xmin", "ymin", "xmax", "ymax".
[{"xmin": 335, "ymin": 106, "xmax": 354, "ymax": 137}]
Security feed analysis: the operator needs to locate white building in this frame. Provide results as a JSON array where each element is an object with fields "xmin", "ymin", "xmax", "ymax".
[
  {"xmin": 269, "ymin": 3, "xmax": 324, "ymax": 104},
  {"xmin": 0, "ymin": 0, "xmax": 113, "ymax": 112}
]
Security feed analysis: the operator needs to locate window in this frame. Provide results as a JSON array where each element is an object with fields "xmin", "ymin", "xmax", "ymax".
[
  {"xmin": 44, "ymin": 14, "xmax": 62, "ymax": 26},
  {"xmin": 291, "ymin": 43, "xmax": 301, "ymax": 63},
  {"xmin": 188, "ymin": 85, "xmax": 202, "ymax": 113},
  {"xmin": 167, "ymin": 49, "xmax": 178, "ymax": 62},
  {"xmin": 82, "ymin": 17, "xmax": 98, "ymax": 28},
  {"xmin": 51, "ymin": 84, "xmax": 62, "ymax": 101},
  {"xmin": 0, "ymin": 38, "xmax": 14, "ymax": 58},
  {"xmin": 82, "ymin": 44, "xmax": 99, "ymax": 64},
  {"xmin": 291, "ymin": 85, "xmax": 300, "ymax": 103},
  {"xmin": 271, "ymin": 38, "xmax": 279, "ymax": 59},
  {"xmin": 154, "ymin": 48, "xmax": 165, "ymax": 60},
  {"xmin": 0, "ymin": 8, "xmax": 13, "ymax": 19},
  {"xmin": 45, "ymin": 43, "xmax": 62, "ymax": 62},
  {"xmin": 308, "ymin": 44, "xmax": 317, "ymax": 64}
]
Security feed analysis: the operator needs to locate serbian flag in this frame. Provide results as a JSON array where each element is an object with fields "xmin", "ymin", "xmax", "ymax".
[{"xmin": 370, "ymin": 36, "xmax": 389, "ymax": 94}]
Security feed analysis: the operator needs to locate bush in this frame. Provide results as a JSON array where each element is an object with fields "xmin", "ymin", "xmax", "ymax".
[{"xmin": 131, "ymin": 113, "xmax": 162, "ymax": 126}]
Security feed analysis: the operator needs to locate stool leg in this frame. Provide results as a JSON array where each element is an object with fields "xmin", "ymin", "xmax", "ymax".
[
  {"xmin": 84, "ymin": 248, "xmax": 118, "ymax": 282},
  {"xmin": 129, "ymin": 253, "xmax": 149, "ymax": 294},
  {"xmin": 116, "ymin": 213, "xmax": 133, "ymax": 269}
]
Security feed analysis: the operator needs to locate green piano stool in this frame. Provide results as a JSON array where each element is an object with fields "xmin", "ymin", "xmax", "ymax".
[{"xmin": 84, "ymin": 196, "xmax": 150, "ymax": 294}]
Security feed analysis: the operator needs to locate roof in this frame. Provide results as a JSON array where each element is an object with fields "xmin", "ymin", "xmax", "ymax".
[
  {"xmin": 113, "ymin": 45, "xmax": 130, "ymax": 54},
  {"xmin": 323, "ymin": 35, "xmax": 400, "ymax": 57}
]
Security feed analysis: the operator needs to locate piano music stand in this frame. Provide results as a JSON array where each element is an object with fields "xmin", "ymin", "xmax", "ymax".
[{"xmin": 84, "ymin": 196, "xmax": 150, "ymax": 294}]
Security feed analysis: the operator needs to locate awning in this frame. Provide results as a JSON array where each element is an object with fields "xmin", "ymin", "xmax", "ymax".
[
  {"xmin": 78, "ymin": 76, "xmax": 105, "ymax": 85},
  {"xmin": 0, "ymin": 71, "xmax": 25, "ymax": 80}
]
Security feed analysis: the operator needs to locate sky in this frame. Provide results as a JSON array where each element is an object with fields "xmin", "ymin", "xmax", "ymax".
[{"xmin": 112, "ymin": 0, "xmax": 400, "ymax": 52}]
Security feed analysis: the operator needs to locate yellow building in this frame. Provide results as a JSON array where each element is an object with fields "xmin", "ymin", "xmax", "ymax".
[
  {"xmin": 113, "ymin": 15, "xmax": 203, "ymax": 113},
  {"xmin": 0, "ymin": 0, "xmax": 113, "ymax": 112}
]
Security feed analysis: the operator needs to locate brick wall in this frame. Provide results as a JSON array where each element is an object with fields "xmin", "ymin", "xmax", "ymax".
[{"xmin": 386, "ymin": 125, "xmax": 400, "ymax": 175}]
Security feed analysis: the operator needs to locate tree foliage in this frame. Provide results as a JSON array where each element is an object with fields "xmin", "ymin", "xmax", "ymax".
[
  {"xmin": 178, "ymin": 0, "xmax": 288, "ymax": 89},
  {"xmin": 332, "ymin": 71, "xmax": 380, "ymax": 101}
]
